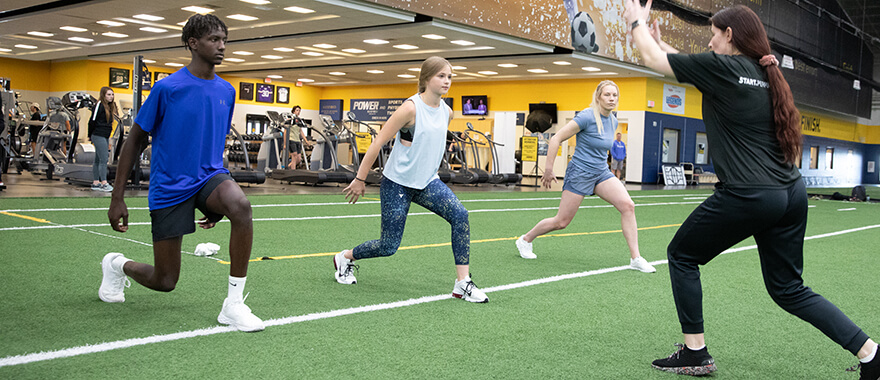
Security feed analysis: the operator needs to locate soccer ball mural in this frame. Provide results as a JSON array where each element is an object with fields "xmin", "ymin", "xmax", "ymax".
[{"xmin": 570, "ymin": 11, "xmax": 598, "ymax": 53}]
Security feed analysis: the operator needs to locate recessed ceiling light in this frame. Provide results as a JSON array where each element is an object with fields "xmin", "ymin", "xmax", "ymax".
[
  {"xmin": 581, "ymin": 66, "xmax": 601, "ymax": 72},
  {"xmin": 297, "ymin": 78, "xmax": 314, "ymax": 82},
  {"xmin": 102, "ymin": 32, "xmax": 128, "ymax": 38},
  {"xmin": 224, "ymin": 57, "xmax": 245, "ymax": 62},
  {"xmin": 267, "ymin": 75, "xmax": 283, "ymax": 79},
  {"xmin": 233, "ymin": 51, "xmax": 254, "ymax": 55},
  {"xmin": 451, "ymin": 65, "xmax": 467, "ymax": 70},
  {"xmin": 498, "ymin": 63, "xmax": 518, "ymax": 68},
  {"xmin": 598, "ymin": 72, "xmax": 618, "ymax": 76},
  {"xmin": 313, "ymin": 43, "xmax": 336, "ymax": 49},
  {"xmin": 450, "ymin": 40, "xmax": 475, "ymax": 46},
  {"xmin": 241, "ymin": 0, "xmax": 271, "ymax": 4},
  {"xmin": 261, "ymin": 55, "xmax": 283, "ymax": 59},
  {"xmin": 284, "ymin": 6, "xmax": 314, "ymax": 13},
  {"xmin": 14, "ymin": 44, "xmax": 38, "ymax": 49},
  {"xmin": 227, "ymin": 14, "xmax": 258, "ymax": 21},
  {"xmin": 407, "ymin": 68, "xmax": 420, "ymax": 72},
  {"xmin": 329, "ymin": 72, "xmax": 346, "ymax": 76},
  {"xmin": 363, "ymin": 39, "xmax": 389, "ymax": 45},
  {"xmin": 60, "ymin": 26, "xmax": 88, "ymax": 32},
  {"xmin": 68, "ymin": 37, "xmax": 94, "ymax": 43},
  {"xmin": 27, "ymin": 31, "xmax": 54, "ymax": 37},
  {"xmin": 478, "ymin": 71, "xmax": 498, "ymax": 75},
  {"xmin": 393, "ymin": 44, "xmax": 418, "ymax": 50},
  {"xmin": 97, "ymin": 20, "xmax": 125, "ymax": 27},
  {"xmin": 165, "ymin": 62, "xmax": 185, "ymax": 67},
  {"xmin": 273, "ymin": 47, "xmax": 295, "ymax": 52},
  {"xmin": 140, "ymin": 27, "xmax": 167, "ymax": 33},
  {"xmin": 177, "ymin": 21, "xmax": 188, "ymax": 26},
  {"xmin": 553, "ymin": 61, "xmax": 572, "ymax": 65},
  {"xmin": 182, "ymin": 6, "xmax": 214, "ymax": 14},
  {"xmin": 341, "ymin": 48, "xmax": 365, "ymax": 54},
  {"xmin": 142, "ymin": 59, "xmax": 156, "ymax": 63},
  {"xmin": 366, "ymin": 70, "xmax": 384, "ymax": 74},
  {"xmin": 527, "ymin": 69, "xmax": 548, "ymax": 73},
  {"xmin": 397, "ymin": 74, "xmax": 416, "ymax": 78},
  {"xmin": 133, "ymin": 14, "xmax": 164, "ymax": 21},
  {"xmin": 302, "ymin": 51, "xmax": 323, "ymax": 56},
  {"xmin": 0, "ymin": 48, "xmax": 13, "ymax": 52},
  {"xmin": 422, "ymin": 34, "xmax": 446, "ymax": 40}
]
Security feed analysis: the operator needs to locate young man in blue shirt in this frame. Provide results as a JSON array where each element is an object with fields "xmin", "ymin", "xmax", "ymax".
[
  {"xmin": 103, "ymin": 14, "xmax": 264, "ymax": 332},
  {"xmin": 610, "ymin": 132, "xmax": 626, "ymax": 180}
]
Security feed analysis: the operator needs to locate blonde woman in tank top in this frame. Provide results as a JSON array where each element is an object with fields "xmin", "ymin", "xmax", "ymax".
[{"xmin": 337, "ymin": 56, "xmax": 488, "ymax": 303}]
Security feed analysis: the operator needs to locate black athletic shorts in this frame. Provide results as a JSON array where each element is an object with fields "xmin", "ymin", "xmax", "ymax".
[
  {"xmin": 150, "ymin": 173, "xmax": 232, "ymax": 242},
  {"xmin": 288, "ymin": 140, "xmax": 302, "ymax": 154}
]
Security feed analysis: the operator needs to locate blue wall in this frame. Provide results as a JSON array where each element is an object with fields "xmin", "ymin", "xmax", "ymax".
[
  {"xmin": 639, "ymin": 111, "xmax": 878, "ymax": 185},
  {"xmin": 641, "ymin": 112, "xmax": 711, "ymax": 184}
]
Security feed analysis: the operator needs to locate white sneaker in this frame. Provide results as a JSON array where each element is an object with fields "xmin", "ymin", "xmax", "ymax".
[
  {"xmin": 452, "ymin": 275, "xmax": 489, "ymax": 303},
  {"xmin": 101, "ymin": 183, "xmax": 114, "ymax": 192},
  {"xmin": 217, "ymin": 295, "xmax": 265, "ymax": 332},
  {"xmin": 333, "ymin": 251, "xmax": 357, "ymax": 285},
  {"xmin": 630, "ymin": 256, "xmax": 657, "ymax": 273},
  {"xmin": 91, "ymin": 184, "xmax": 103, "ymax": 191},
  {"xmin": 99, "ymin": 252, "xmax": 130, "ymax": 303},
  {"xmin": 515, "ymin": 236, "xmax": 537, "ymax": 259}
]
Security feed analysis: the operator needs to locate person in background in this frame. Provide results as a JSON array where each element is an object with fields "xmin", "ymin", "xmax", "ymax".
[
  {"xmin": 611, "ymin": 132, "xmax": 626, "ymax": 180},
  {"xmin": 625, "ymin": 1, "xmax": 878, "ymax": 377},
  {"xmin": 338, "ymin": 56, "xmax": 489, "ymax": 303},
  {"xmin": 28, "ymin": 104, "xmax": 43, "ymax": 157},
  {"xmin": 105, "ymin": 13, "xmax": 264, "ymax": 332},
  {"xmin": 514, "ymin": 80, "xmax": 655, "ymax": 273},
  {"xmin": 88, "ymin": 87, "xmax": 118, "ymax": 192},
  {"xmin": 286, "ymin": 105, "xmax": 311, "ymax": 169}
]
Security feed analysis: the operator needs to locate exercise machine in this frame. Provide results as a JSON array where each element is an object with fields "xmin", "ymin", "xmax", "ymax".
[{"xmin": 464, "ymin": 122, "xmax": 521, "ymax": 185}]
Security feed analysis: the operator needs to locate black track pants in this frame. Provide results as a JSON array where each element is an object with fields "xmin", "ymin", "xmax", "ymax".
[{"xmin": 667, "ymin": 180, "xmax": 869, "ymax": 355}]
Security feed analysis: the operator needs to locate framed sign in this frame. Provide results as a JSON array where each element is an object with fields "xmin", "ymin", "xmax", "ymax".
[
  {"xmin": 154, "ymin": 72, "xmax": 170, "ymax": 82},
  {"xmin": 239, "ymin": 82, "xmax": 254, "ymax": 101},
  {"xmin": 256, "ymin": 83, "xmax": 274, "ymax": 103},
  {"xmin": 276, "ymin": 86, "xmax": 290, "ymax": 104},
  {"xmin": 109, "ymin": 67, "xmax": 130, "ymax": 89}
]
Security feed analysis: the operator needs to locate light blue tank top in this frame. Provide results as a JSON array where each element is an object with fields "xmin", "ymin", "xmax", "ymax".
[{"xmin": 382, "ymin": 93, "xmax": 450, "ymax": 189}]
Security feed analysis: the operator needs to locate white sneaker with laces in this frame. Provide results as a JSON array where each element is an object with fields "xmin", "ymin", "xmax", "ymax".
[
  {"xmin": 333, "ymin": 251, "xmax": 357, "ymax": 285},
  {"xmin": 452, "ymin": 275, "xmax": 489, "ymax": 303},
  {"xmin": 101, "ymin": 183, "xmax": 114, "ymax": 192},
  {"xmin": 91, "ymin": 184, "xmax": 103, "ymax": 191},
  {"xmin": 515, "ymin": 236, "xmax": 537, "ymax": 259},
  {"xmin": 217, "ymin": 295, "xmax": 265, "ymax": 332},
  {"xmin": 630, "ymin": 256, "xmax": 657, "ymax": 273},
  {"xmin": 99, "ymin": 252, "xmax": 130, "ymax": 303}
]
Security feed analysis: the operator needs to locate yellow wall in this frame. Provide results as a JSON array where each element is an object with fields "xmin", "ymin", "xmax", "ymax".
[
  {"xmin": 222, "ymin": 76, "xmax": 323, "ymax": 110},
  {"xmin": 0, "ymin": 57, "xmax": 51, "ymax": 91},
  {"xmin": 645, "ymin": 78, "xmax": 703, "ymax": 119}
]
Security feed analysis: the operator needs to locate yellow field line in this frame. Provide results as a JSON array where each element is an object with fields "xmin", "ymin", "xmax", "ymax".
[
  {"xmin": 0, "ymin": 211, "xmax": 52, "ymax": 224},
  {"xmin": 216, "ymin": 223, "xmax": 682, "ymax": 265}
]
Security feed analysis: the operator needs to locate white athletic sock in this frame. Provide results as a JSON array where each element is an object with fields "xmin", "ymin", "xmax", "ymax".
[
  {"xmin": 860, "ymin": 343, "xmax": 878, "ymax": 364},
  {"xmin": 228, "ymin": 276, "xmax": 246, "ymax": 301},
  {"xmin": 687, "ymin": 345, "xmax": 706, "ymax": 351},
  {"xmin": 111, "ymin": 255, "xmax": 132, "ymax": 273}
]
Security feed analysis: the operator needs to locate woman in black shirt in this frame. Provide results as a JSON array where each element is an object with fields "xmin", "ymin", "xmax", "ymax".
[
  {"xmin": 88, "ymin": 87, "xmax": 118, "ymax": 192},
  {"xmin": 625, "ymin": 1, "xmax": 878, "ymax": 377}
]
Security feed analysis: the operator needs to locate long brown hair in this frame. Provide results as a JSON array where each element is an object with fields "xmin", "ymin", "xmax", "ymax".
[
  {"xmin": 99, "ymin": 86, "xmax": 119, "ymax": 123},
  {"xmin": 417, "ymin": 56, "xmax": 452, "ymax": 93},
  {"xmin": 710, "ymin": 5, "xmax": 801, "ymax": 164}
]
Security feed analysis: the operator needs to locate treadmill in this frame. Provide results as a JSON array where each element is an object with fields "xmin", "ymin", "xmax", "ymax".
[
  {"xmin": 271, "ymin": 115, "xmax": 354, "ymax": 185},
  {"xmin": 464, "ymin": 123, "xmax": 521, "ymax": 185}
]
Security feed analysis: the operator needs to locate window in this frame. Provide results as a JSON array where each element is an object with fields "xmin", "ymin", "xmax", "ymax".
[
  {"xmin": 662, "ymin": 128, "xmax": 680, "ymax": 164},
  {"xmin": 809, "ymin": 146, "xmax": 819, "ymax": 169},
  {"xmin": 825, "ymin": 148, "xmax": 834, "ymax": 169},
  {"xmin": 246, "ymin": 114, "xmax": 270, "ymax": 135},
  {"xmin": 695, "ymin": 132, "xmax": 708, "ymax": 164}
]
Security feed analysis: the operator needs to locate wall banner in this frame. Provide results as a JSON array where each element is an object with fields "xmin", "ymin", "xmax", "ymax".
[
  {"xmin": 662, "ymin": 84, "xmax": 685, "ymax": 115},
  {"xmin": 349, "ymin": 98, "xmax": 407, "ymax": 122}
]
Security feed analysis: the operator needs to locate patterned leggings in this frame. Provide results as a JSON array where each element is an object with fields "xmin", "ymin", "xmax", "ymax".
[{"xmin": 352, "ymin": 178, "xmax": 470, "ymax": 265}]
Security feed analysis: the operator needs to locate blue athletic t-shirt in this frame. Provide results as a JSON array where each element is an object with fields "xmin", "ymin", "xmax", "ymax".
[
  {"xmin": 134, "ymin": 67, "xmax": 233, "ymax": 210},
  {"xmin": 569, "ymin": 107, "xmax": 616, "ymax": 172}
]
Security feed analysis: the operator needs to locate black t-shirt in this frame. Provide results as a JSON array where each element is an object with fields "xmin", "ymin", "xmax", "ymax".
[{"xmin": 667, "ymin": 52, "xmax": 801, "ymax": 188}]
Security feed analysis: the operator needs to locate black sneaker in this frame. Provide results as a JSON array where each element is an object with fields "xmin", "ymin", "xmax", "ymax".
[
  {"xmin": 847, "ymin": 348, "xmax": 880, "ymax": 380},
  {"xmin": 652, "ymin": 343, "xmax": 717, "ymax": 376}
]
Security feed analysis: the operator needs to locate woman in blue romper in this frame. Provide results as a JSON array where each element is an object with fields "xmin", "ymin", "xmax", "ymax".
[
  {"xmin": 515, "ymin": 80, "xmax": 656, "ymax": 274},
  {"xmin": 338, "ymin": 56, "xmax": 488, "ymax": 303}
]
